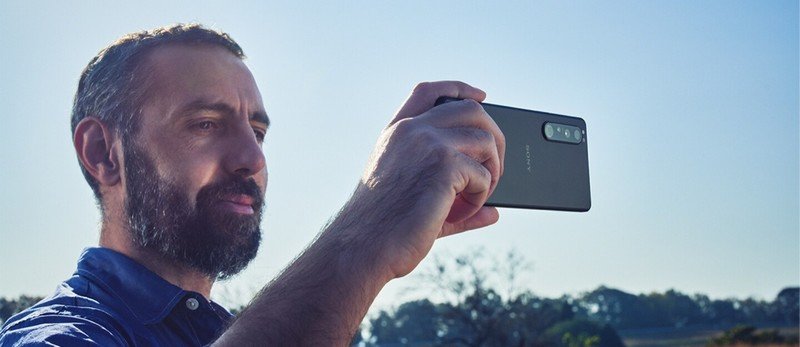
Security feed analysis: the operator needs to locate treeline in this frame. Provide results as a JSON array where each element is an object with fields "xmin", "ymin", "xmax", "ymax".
[
  {"xmin": 356, "ymin": 286, "xmax": 799, "ymax": 346},
  {"xmin": 576, "ymin": 286, "xmax": 799, "ymax": 330},
  {"xmin": 353, "ymin": 250, "xmax": 798, "ymax": 346},
  {"xmin": 361, "ymin": 290, "xmax": 625, "ymax": 346}
]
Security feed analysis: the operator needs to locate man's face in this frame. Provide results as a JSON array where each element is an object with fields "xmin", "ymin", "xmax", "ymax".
[{"xmin": 123, "ymin": 44, "xmax": 269, "ymax": 280}]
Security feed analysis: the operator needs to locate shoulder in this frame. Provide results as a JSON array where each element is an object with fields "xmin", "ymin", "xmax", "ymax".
[
  {"xmin": 0, "ymin": 314, "xmax": 126, "ymax": 346},
  {"xmin": 0, "ymin": 292, "xmax": 131, "ymax": 346}
]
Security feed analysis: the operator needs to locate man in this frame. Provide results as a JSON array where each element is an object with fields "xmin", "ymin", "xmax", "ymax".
[{"xmin": 0, "ymin": 23, "xmax": 504, "ymax": 346}]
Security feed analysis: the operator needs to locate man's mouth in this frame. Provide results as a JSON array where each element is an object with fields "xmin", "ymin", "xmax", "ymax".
[{"xmin": 219, "ymin": 194, "xmax": 255, "ymax": 215}]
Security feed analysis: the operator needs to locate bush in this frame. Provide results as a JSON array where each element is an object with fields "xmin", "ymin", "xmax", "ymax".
[
  {"xmin": 708, "ymin": 325, "xmax": 796, "ymax": 346},
  {"xmin": 542, "ymin": 318, "xmax": 625, "ymax": 347}
]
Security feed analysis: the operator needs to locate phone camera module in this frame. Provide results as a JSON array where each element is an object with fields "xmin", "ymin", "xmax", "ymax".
[{"xmin": 544, "ymin": 122, "xmax": 582, "ymax": 145}]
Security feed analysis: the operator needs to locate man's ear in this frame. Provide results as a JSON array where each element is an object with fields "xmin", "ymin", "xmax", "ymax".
[{"xmin": 73, "ymin": 117, "xmax": 122, "ymax": 187}]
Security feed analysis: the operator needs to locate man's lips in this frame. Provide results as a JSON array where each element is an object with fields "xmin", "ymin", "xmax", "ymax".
[{"xmin": 219, "ymin": 194, "xmax": 256, "ymax": 215}]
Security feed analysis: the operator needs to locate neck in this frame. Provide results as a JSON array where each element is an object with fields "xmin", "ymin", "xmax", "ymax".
[{"xmin": 99, "ymin": 219, "xmax": 215, "ymax": 300}]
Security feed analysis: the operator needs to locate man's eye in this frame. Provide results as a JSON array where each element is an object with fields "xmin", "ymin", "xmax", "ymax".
[
  {"xmin": 254, "ymin": 129, "xmax": 266, "ymax": 143},
  {"xmin": 195, "ymin": 121, "xmax": 217, "ymax": 131}
]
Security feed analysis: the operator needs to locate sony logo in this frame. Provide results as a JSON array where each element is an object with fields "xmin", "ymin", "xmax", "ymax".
[{"xmin": 525, "ymin": 144, "xmax": 532, "ymax": 173}]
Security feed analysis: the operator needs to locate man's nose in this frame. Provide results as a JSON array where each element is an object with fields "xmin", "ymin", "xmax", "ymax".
[{"xmin": 224, "ymin": 126, "xmax": 266, "ymax": 178}]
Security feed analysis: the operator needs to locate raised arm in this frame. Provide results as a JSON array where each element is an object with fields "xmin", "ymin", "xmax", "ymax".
[{"xmin": 213, "ymin": 81, "xmax": 506, "ymax": 346}]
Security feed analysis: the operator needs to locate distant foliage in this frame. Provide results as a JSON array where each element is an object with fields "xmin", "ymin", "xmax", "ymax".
[
  {"xmin": 360, "ymin": 249, "xmax": 799, "ymax": 346},
  {"xmin": 0, "ymin": 295, "xmax": 45, "ymax": 325},
  {"xmin": 544, "ymin": 318, "xmax": 625, "ymax": 347},
  {"xmin": 367, "ymin": 294, "xmax": 622, "ymax": 347},
  {"xmin": 708, "ymin": 325, "xmax": 799, "ymax": 346},
  {"xmin": 363, "ymin": 284, "xmax": 798, "ymax": 346},
  {"xmin": 576, "ymin": 286, "xmax": 800, "ymax": 330},
  {"xmin": 365, "ymin": 250, "xmax": 623, "ymax": 347}
]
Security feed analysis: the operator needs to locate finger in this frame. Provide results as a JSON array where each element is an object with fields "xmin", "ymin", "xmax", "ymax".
[
  {"xmin": 420, "ymin": 99, "xmax": 506, "ymax": 178},
  {"xmin": 440, "ymin": 206, "xmax": 500, "ymax": 238},
  {"xmin": 391, "ymin": 81, "xmax": 486, "ymax": 124},
  {"xmin": 444, "ymin": 152, "xmax": 493, "ymax": 224},
  {"xmin": 440, "ymin": 127, "xmax": 501, "ymax": 194}
]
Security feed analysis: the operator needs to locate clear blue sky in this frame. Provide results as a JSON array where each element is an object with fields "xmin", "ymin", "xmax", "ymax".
[{"xmin": 1, "ymin": 1, "xmax": 797, "ymax": 313}]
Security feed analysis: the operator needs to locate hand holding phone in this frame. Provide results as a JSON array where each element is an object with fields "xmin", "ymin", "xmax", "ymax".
[{"xmin": 436, "ymin": 97, "xmax": 591, "ymax": 212}]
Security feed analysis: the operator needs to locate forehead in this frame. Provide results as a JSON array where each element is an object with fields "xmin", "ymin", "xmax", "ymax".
[{"xmin": 140, "ymin": 44, "xmax": 264, "ymax": 114}]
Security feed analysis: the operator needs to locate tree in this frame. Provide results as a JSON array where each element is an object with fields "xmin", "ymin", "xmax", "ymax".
[
  {"xmin": 708, "ymin": 325, "xmax": 794, "ymax": 346},
  {"xmin": 0, "ymin": 295, "xmax": 45, "ymax": 325},
  {"xmin": 366, "ymin": 249, "xmax": 623, "ymax": 346},
  {"xmin": 369, "ymin": 299, "xmax": 442, "ymax": 344},
  {"xmin": 542, "ymin": 318, "xmax": 624, "ymax": 347},
  {"xmin": 578, "ymin": 286, "xmax": 655, "ymax": 329},
  {"xmin": 773, "ymin": 287, "xmax": 799, "ymax": 325},
  {"xmin": 705, "ymin": 298, "xmax": 739, "ymax": 325},
  {"xmin": 645, "ymin": 289, "xmax": 704, "ymax": 328}
]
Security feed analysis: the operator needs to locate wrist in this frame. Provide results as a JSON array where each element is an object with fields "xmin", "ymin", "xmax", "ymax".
[
  {"xmin": 322, "ymin": 199, "xmax": 397, "ymax": 285},
  {"xmin": 330, "ymin": 179, "xmax": 444, "ymax": 280}
]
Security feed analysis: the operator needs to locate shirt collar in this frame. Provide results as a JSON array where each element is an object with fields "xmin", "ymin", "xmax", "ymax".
[{"xmin": 75, "ymin": 247, "xmax": 213, "ymax": 325}]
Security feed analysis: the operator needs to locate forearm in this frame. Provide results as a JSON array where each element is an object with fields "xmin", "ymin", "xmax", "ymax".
[
  {"xmin": 213, "ymin": 198, "xmax": 394, "ymax": 346},
  {"xmin": 213, "ymin": 81, "xmax": 502, "ymax": 345}
]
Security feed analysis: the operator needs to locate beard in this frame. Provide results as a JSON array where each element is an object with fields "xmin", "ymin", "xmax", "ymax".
[{"xmin": 123, "ymin": 141, "xmax": 264, "ymax": 280}]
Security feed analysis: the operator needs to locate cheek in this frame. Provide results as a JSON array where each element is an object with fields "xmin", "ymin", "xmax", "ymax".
[{"xmin": 161, "ymin": 153, "xmax": 222, "ymax": 201}]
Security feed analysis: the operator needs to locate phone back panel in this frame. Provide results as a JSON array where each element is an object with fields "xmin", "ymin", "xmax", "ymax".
[{"xmin": 482, "ymin": 103, "xmax": 591, "ymax": 211}]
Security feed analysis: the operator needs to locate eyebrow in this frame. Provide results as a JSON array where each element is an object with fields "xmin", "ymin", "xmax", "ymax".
[{"xmin": 179, "ymin": 99, "xmax": 270, "ymax": 128}]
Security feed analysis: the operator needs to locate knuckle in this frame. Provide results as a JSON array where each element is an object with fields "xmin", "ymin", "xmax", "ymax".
[
  {"xmin": 498, "ymin": 127, "xmax": 507, "ymax": 144},
  {"xmin": 430, "ymin": 143, "xmax": 454, "ymax": 163},
  {"xmin": 482, "ymin": 165, "xmax": 492, "ymax": 181},
  {"xmin": 395, "ymin": 121, "xmax": 441, "ymax": 149},
  {"xmin": 495, "ymin": 128, "xmax": 507, "ymax": 149},
  {"xmin": 474, "ymin": 128, "xmax": 494, "ymax": 144},
  {"xmin": 460, "ymin": 99, "xmax": 483, "ymax": 114},
  {"xmin": 474, "ymin": 159, "xmax": 492, "ymax": 183},
  {"xmin": 415, "ymin": 126, "xmax": 439, "ymax": 144},
  {"xmin": 391, "ymin": 117, "xmax": 416, "ymax": 136},
  {"xmin": 424, "ymin": 142, "xmax": 457, "ymax": 171},
  {"xmin": 458, "ymin": 128, "xmax": 493, "ymax": 148},
  {"xmin": 487, "ymin": 159, "xmax": 500, "ymax": 180},
  {"xmin": 412, "ymin": 81, "xmax": 432, "ymax": 94},
  {"xmin": 462, "ymin": 152, "xmax": 489, "ymax": 175}
]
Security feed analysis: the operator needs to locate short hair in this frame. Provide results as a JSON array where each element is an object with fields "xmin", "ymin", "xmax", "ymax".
[{"xmin": 71, "ymin": 23, "xmax": 245, "ymax": 203}]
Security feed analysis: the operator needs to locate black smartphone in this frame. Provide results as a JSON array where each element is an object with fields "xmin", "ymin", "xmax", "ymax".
[{"xmin": 435, "ymin": 97, "xmax": 591, "ymax": 211}]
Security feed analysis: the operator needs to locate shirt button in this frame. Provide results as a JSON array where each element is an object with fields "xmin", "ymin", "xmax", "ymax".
[{"xmin": 186, "ymin": 297, "xmax": 200, "ymax": 311}]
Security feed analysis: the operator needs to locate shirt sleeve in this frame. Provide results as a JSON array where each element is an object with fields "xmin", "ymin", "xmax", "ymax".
[{"xmin": 0, "ymin": 314, "xmax": 126, "ymax": 347}]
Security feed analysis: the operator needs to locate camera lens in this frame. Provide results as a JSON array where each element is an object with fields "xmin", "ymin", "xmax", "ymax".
[
  {"xmin": 573, "ymin": 129, "xmax": 581, "ymax": 141},
  {"xmin": 544, "ymin": 124, "xmax": 554, "ymax": 138}
]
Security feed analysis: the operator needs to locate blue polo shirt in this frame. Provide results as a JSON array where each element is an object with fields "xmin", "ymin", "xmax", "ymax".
[{"xmin": 0, "ymin": 247, "xmax": 234, "ymax": 346}]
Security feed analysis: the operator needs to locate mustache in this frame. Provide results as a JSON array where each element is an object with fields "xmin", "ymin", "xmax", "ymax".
[{"xmin": 196, "ymin": 178, "xmax": 264, "ymax": 211}]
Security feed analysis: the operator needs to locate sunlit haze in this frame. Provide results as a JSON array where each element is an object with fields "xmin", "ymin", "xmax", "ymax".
[{"xmin": 0, "ymin": 1, "xmax": 797, "ymax": 314}]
